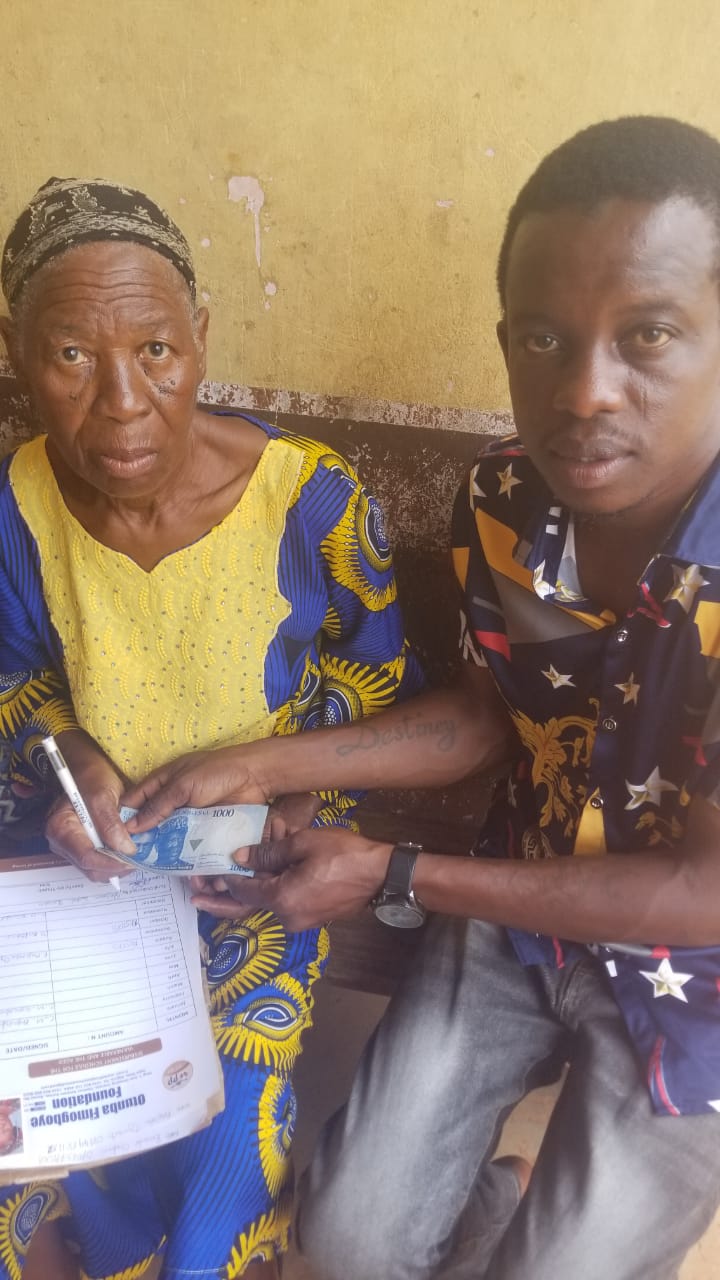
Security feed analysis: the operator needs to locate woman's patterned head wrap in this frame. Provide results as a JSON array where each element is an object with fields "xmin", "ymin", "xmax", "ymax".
[{"xmin": 1, "ymin": 177, "xmax": 196, "ymax": 307}]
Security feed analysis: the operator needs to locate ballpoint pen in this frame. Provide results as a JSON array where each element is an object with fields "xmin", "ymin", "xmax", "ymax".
[
  {"xmin": 41, "ymin": 735, "xmax": 126, "ymax": 887},
  {"xmin": 42, "ymin": 735, "xmax": 104, "ymax": 847}
]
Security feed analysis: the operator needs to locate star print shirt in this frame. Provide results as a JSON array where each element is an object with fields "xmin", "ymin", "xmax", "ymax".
[{"xmin": 452, "ymin": 436, "xmax": 720, "ymax": 1116}]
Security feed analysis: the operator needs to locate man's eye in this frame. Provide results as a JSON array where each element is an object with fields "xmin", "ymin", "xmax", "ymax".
[
  {"xmin": 143, "ymin": 341, "xmax": 171, "ymax": 359},
  {"xmin": 628, "ymin": 326, "xmax": 673, "ymax": 350},
  {"xmin": 523, "ymin": 334, "xmax": 559, "ymax": 353},
  {"xmin": 59, "ymin": 346, "xmax": 87, "ymax": 365}
]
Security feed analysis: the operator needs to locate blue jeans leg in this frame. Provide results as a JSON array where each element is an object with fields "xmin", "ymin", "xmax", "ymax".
[
  {"xmin": 300, "ymin": 923, "xmax": 720, "ymax": 1280},
  {"xmin": 485, "ymin": 956, "xmax": 720, "ymax": 1280},
  {"xmin": 298, "ymin": 918, "xmax": 565, "ymax": 1280}
]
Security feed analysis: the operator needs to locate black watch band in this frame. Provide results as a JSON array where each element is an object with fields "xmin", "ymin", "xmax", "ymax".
[
  {"xmin": 372, "ymin": 841, "xmax": 427, "ymax": 929},
  {"xmin": 383, "ymin": 844, "xmax": 422, "ymax": 896}
]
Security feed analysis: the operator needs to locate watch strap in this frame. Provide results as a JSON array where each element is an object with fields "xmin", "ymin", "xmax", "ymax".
[{"xmin": 382, "ymin": 843, "xmax": 422, "ymax": 897}]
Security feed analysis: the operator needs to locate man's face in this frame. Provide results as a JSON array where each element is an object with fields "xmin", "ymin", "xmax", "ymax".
[{"xmin": 498, "ymin": 197, "xmax": 720, "ymax": 521}]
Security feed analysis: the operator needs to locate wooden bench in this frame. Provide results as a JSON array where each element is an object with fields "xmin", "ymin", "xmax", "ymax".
[{"xmin": 0, "ymin": 370, "xmax": 506, "ymax": 993}]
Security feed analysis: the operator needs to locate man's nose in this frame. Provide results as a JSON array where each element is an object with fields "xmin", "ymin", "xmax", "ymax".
[
  {"xmin": 93, "ymin": 355, "xmax": 150, "ymax": 423},
  {"xmin": 552, "ymin": 346, "xmax": 624, "ymax": 418}
]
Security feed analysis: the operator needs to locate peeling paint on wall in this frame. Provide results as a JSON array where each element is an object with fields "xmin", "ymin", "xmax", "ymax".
[
  {"xmin": 227, "ymin": 175, "xmax": 266, "ymax": 267},
  {"xmin": 0, "ymin": 357, "xmax": 511, "ymax": 438},
  {"xmin": 197, "ymin": 376, "xmax": 513, "ymax": 436}
]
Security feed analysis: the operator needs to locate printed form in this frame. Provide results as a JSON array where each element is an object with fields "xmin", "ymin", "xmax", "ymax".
[{"xmin": 0, "ymin": 855, "xmax": 223, "ymax": 1180}]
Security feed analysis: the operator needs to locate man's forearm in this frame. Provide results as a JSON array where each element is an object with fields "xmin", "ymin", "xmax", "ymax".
[
  {"xmin": 253, "ymin": 683, "xmax": 515, "ymax": 798},
  {"xmin": 414, "ymin": 847, "xmax": 717, "ymax": 947},
  {"xmin": 236, "ymin": 825, "xmax": 718, "ymax": 944}
]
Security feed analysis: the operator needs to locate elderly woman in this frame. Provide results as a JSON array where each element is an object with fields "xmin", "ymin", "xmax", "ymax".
[{"xmin": 0, "ymin": 178, "xmax": 419, "ymax": 1279}]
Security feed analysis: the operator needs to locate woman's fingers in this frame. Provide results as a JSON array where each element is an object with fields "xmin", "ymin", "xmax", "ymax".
[
  {"xmin": 46, "ymin": 802, "xmax": 133, "ymax": 882},
  {"xmin": 87, "ymin": 791, "xmax": 137, "ymax": 856}
]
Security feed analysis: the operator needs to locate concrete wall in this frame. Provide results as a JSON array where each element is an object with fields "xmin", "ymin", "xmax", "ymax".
[{"xmin": 2, "ymin": 0, "xmax": 718, "ymax": 413}]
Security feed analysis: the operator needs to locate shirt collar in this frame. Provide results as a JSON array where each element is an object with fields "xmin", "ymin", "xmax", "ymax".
[
  {"xmin": 660, "ymin": 449, "xmax": 720, "ymax": 569},
  {"xmin": 516, "ymin": 447, "xmax": 720, "ymax": 577}
]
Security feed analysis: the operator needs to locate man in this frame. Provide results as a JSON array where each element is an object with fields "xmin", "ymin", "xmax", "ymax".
[{"xmin": 125, "ymin": 117, "xmax": 720, "ymax": 1278}]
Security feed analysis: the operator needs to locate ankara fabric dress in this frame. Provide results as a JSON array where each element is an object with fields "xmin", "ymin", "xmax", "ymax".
[{"xmin": 0, "ymin": 414, "xmax": 420, "ymax": 1278}]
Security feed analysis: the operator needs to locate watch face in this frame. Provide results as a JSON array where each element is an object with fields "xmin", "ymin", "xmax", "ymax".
[{"xmin": 374, "ymin": 898, "xmax": 426, "ymax": 929}]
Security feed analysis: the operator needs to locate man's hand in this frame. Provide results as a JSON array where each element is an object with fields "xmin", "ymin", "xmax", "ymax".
[
  {"xmin": 189, "ymin": 828, "xmax": 393, "ymax": 932},
  {"xmin": 123, "ymin": 746, "xmax": 272, "ymax": 832},
  {"xmin": 45, "ymin": 731, "xmax": 136, "ymax": 882},
  {"xmin": 185, "ymin": 792, "xmax": 325, "ymax": 919}
]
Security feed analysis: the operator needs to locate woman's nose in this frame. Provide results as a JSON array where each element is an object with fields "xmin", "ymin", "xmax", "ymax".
[{"xmin": 93, "ymin": 355, "xmax": 150, "ymax": 423}]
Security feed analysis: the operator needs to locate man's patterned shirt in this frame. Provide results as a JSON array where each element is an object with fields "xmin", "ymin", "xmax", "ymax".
[{"xmin": 452, "ymin": 436, "xmax": 720, "ymax": 1116}]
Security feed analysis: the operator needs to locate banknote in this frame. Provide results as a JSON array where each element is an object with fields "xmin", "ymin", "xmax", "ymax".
[{"xmin": 102, "ymin": 804, "xmax": 269, "ymax": 877}]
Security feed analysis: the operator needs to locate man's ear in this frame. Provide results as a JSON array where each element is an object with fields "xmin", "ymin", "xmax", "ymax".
[{"xmin": 496, "ymin": 318, "xmax": 509, "ymax": 368}]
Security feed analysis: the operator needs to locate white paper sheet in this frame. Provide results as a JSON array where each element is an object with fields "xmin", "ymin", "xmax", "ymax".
[{"xmin": 0, "ymin": 855, "xmax": 223, "ymax": 1180}]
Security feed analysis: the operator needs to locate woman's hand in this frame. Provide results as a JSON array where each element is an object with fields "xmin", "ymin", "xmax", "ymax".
[
  {"xmin": 45, "ymin": 731, "xmax": 137, "ymax": 881},
  {"xmin": 122, "ymin": 745, "xmax": 273, "ymax": 832},
  {"xmin": 262, "ymin": 792, "xmax": 323, "ymax": 840}
]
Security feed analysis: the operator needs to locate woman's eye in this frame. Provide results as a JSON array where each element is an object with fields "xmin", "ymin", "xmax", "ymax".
[
  {"xmin": 523, "ymin": 334, "xmax": 559, "ymax": 353},
  {"xmin": 630, "ymin": 326, "xmax": 672, "ymax": 350},
  {"xmin": 144, "ymin": 341, "xmax": 171, "ymax": 359},
  {"xmin": 59, "ymin": 346, "xmax": 87, "ymax": 365}
]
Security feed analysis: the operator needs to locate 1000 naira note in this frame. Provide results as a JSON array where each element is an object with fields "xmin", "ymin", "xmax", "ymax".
[{"xmin": 104, "ymin": 804, "xmax": 268, "ymax": 877}]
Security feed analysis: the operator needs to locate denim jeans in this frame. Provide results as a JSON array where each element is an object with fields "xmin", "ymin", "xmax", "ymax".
[{"xmin": 298, "ymin": 917, "xmax": 720, "ymax": 1279}]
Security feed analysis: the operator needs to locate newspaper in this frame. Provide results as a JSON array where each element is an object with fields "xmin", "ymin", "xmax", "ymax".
[
  {"xmin": 0, "ymin": 853, "xmax": 224, "ymax": 1181},
  {"xmin": 104, "ymin": 804, "xmax": 269, "ymax": 877}
]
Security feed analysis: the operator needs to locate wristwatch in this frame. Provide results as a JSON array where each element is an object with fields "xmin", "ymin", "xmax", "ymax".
[{"xmin": 372, "ymin": 842, "xmax": 427, "ymax": 929}]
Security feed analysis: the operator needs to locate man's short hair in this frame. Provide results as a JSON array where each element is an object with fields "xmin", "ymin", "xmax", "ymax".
[{"xmin": 497, "ymin": 116, "xmax": 720, "ymax": 307}]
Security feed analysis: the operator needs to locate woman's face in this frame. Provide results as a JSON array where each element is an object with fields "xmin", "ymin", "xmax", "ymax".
[{"xmin": 2, "ymin": 241, "xmax": 209, "ymax": 498}]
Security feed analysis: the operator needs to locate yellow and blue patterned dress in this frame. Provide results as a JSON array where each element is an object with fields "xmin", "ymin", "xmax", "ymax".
[{"xmin": 0, "ymin": 413, "xmax": 421, "ymax": 1279}]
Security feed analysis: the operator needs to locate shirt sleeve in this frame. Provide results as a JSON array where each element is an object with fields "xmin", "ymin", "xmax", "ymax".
[
  {"xmin": 0, "ymin": 457, "xmax": 79, "ymax": 784},
  {"xmin": 451, "ymin": 461, "xmax": 490, "ymax": 670},
  {"xmin": 289, "ymin": 461, "xmax": 424, "ymax": 827},
  {"xmin": 684, "ymin": 682, "xmax": 720, "ymax": 811}
]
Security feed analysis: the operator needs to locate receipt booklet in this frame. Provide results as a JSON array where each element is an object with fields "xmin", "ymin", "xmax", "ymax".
[{"xmin": 0, "ymin": 852, "xmax": 224, "ymax": 1181}]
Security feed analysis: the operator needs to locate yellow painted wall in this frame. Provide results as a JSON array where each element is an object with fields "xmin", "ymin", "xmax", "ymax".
[{"xmin": 1, "ymin": 0, "xmax": 718, "ymax": 409}]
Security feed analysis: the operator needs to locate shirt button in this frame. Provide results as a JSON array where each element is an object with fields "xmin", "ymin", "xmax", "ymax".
[
  {"xmin": 601, "ymin": 717, "xmax": 617, "ymax": 732},
  {"xmin": 590, "ymin": 795, "xmax": 603, "ymax": 809},
  {"xmin": 616, "ymin": 628, "xmax": 629, "ymax": 643}
]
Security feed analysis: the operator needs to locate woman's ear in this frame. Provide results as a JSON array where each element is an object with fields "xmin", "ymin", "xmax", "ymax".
[
  {"xmin": 0, "ymin": 316, "xmax": 30, "ymax": 394},
  {"xmin": 194, "ymin": 307, "xmax": 209, "ymax": 382},
  {"xmin": 0, "ymin": 316, "xmax": 21, "ymax": 373}
]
